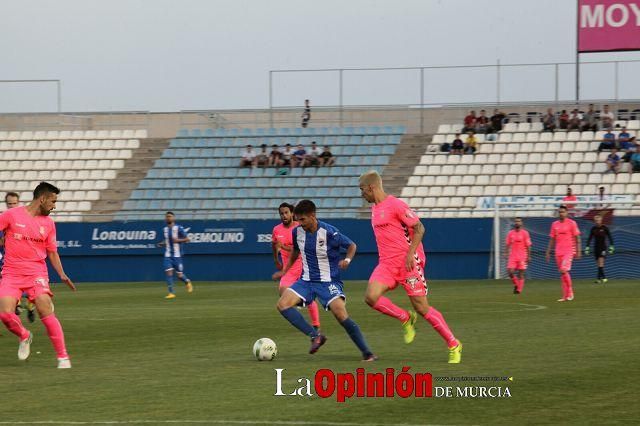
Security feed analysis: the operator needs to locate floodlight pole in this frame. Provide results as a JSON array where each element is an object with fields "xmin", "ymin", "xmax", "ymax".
[
  {"xmin": 493, "ymin": 202, "xmax": 501, "ymax": 279},
  {"xmin": 576, "ymin": 0, "xmax": 580, "ymax": 104}
]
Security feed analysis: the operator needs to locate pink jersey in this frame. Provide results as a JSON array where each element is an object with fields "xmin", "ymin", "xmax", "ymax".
[
  {"xmin": 371, "ymin": 195, "xmax": 424, "ymax": 263},
  {"xmin": 272, "ymin": 222, "xmax": 303, "ymax": 276},
  {"xmin": 506, "ymin": 229, "xmax": 531, "ymax": 261},
  {"xmin": 550, "ymin": 219, "xmax": 580, "ymax": 254},
  {"xmin": 0, "ymin": 206, "xmax": 57, "ymax": 276}
]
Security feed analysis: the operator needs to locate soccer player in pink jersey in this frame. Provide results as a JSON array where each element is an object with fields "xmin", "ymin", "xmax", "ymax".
[
  {"xmin": 359, "ymin": 171, "xmax": 462, "ymax": 363},
  {"xmin": 0, "ymin": 182, "xmax": 76, "ymax": 368},
  {"xmin": 505, "ymin": 217, "xmax": 532, "ymax": 294},
  {"xmin": 271, "ymin": 203, "xmax": 320, "ymax": 331},
  {"xmin": 546, "ymin": 205, "xmax": 582, "ymax": 302}
]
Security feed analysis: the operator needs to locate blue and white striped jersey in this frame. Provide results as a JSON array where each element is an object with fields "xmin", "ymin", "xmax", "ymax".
[
  {"xmin": 163, "ymin": 224, "xmax": 187, "ymax": 258},
  {"xmin": 292, "ymin": 221, "xmax": 354, "ymax": 282}
]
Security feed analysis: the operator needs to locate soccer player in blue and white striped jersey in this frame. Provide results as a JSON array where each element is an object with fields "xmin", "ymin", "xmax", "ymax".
[
  {"xmin": 157, "ymin": 212, "xmax": 193, "ymax": 299},
  {"xmin": 273, "ymin": 200, "xmax": 377, "ymax": 361}
]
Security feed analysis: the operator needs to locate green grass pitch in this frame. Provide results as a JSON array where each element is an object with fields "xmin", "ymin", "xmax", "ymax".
[{"xmin": 0, "ymin": 279, "xmax": 639, "ymax": 425}]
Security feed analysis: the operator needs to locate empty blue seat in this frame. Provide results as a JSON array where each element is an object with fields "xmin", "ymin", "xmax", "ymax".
[
  {"xmin": 355, "ymin": 145, "xmax": 369, "ymax": 155},
  {"xmin": 190, "ymin": 129, "xmax": 202, "ymax": 137},
  {"xmin": 215, "ymin": 128, "xmax": 227, "ymax": 137},
  {"xmin": 382, "ymin": 145, "xmax": 395, "ymax": 155},
  {"xmin": 349, "ymin": 198, "xmax": 362, "ymax": 208},
  {"xmin": 177, "ymin": 129, "xmax": 189, "ymax": 137}
]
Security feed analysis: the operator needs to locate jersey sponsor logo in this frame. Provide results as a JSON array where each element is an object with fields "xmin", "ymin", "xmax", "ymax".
[
  {"xmin": 328, "ymin": 284, "xmax": 340, "ymax": 295},
  {"xmin": 15, "ymin": 223, "xmax": 26, "ymax": 228},
  {"xmin": 318, "ymin": 238, "xmax": 325, "ymax": 247}
]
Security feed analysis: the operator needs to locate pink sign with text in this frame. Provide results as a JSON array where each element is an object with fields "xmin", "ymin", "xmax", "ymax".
[{"xmin": 578, "ymin": 0, "xmax": 640, "ymax": 52}]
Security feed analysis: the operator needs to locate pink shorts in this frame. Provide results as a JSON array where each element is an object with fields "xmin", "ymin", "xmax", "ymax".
[
  {"xmin": 279, "ymin": 270, "xmax": 302, "ymax": 288},
  {"xmin": 369, "ymin": 255, "xmax": 428, "ymax": 297},
  {"xmin": 507, "ymin": 258, "xmax": 528, "ymax": 270},
  {"xmin": 556, "ymin": 254, "xmax": 574, "ymax": 272},
  {"xmin": 0, "ymin": 274, "xmax": 53, "ymax": 302}
]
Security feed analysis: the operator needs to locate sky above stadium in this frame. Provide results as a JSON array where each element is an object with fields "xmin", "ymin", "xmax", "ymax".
[{"xmin": 2, "ymin": 0, "xmax": 640, "ymax": 113}]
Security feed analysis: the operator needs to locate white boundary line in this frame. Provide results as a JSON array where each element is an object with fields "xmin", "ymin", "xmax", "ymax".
[{"xmin": 449, "ymin": 302, "xmax": 547, "ymax": 314}]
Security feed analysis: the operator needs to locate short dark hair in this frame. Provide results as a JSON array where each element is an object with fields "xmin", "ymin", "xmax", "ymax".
[
  {"xmin": 278, "ymin": 202, "xmax": 295, "ymax": 213},
  {"xmin": 293, "ymin": 199, "xmax": 316, "ymax": 216},
  {"xmin": 166, "ymin": 211, "xmax": 175, "ymax": 216},
  {"xmin": 515, "ymin": 216, "xmax": 522, "ymax": 220},
  {"xmin": 559, "ymin": 205, "xmax": 568, "ymax": 211},
  {"xmin": 5, "ymin": 192, "xmax": 19, "ymax": 202},
  {"xmin": 33, "ymin": 182, "xmax": 60, "ymax": 199}
]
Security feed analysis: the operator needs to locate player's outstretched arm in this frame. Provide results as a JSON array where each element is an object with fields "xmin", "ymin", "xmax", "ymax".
[
  {"xmin": 339, "ymin": 243, "xmax": 357, "ymax": 270},
  {"xmin": 47, "ymin": 251, "xmax": 76, "ymax": 291},
  {"xmin": 575, "ymin": 235, "xmax": 582, "ymax": 259},
  {"xmin": 272, "ymin": 248, "xmax": 300, "ymax": 280},
  {"xmin": 271, "ymin": 241, "xmax": 282, "ymax": 270}
]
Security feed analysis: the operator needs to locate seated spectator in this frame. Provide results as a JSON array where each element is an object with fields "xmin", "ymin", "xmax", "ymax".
[
  {"xmin": 621, "ymin": 136, "xmax": 637, "ymax": 163},
  {"xmin": 568, "ymin": 108, "xmax": 582, "ymax": 130},
  {"xmin": 319, "ymin": 146, "xmax": 335, "ymax": 166},
  {"xmin": 255, "ymin": 144, "xmax": 269, "ymax": 168},
  {"xmin": 293, "ymin": 144, "xmax": 307, "ymax": 167},
  {"xmin": 451, "ymin": 133, "xmax": 464, "ymax": 154},
  {"xmin": 463, "ymin": 110, "xmax": 477, "ymax": 133},
  {"xmin": 440, "ymin": 141, "xmax": 450, "ymax": 153},
  {"xmin": 464, "ymin": 131, "xmax": 477, "ymax": 154},
  {"xmin": 281, "ymin": 144, "xmax": 295, "ymax": 167},
  {"xmin": 475, "ymin": 109, "xmax": 489, "ymax": 133},
  {"xmin": 562, "ymin": 187, "xmax": 578, "ymax": 215},
  {"xmin": 558, "ymin": 110, "xmax": 569, "ymax": 129},
  {"xmin": 618, "ymin": 127, "xmax": 631, "ymax": 147},
  {"xmin": 305, "ymin": 141, "xmax": 321, "ymax": 166},
  {"xmin": 489, "ymin": 109, "xmax": 506, "ymax": 133},
  {"xmin": 581, "ymin": 103, "xmax": 598, "ymax": 131},
  {"xmin": 605, "ymin": 148, "xmax": 621, "ymax": 174},
  {"xmin": 240, "ymin": 144, "xmax": 256, "ymax": 167},
  {"xmin": 630, "ymin": 145, "xmax": 640, "ymax": 174},
  {"xmin": 600, "ymin": 104, "xmax": 615, "ymax": 129},
  {"xmin": 268, "ymin": 144, "xmax": 282, "ymax": 167},
  {"xmin": 543, "ymin": 108, "xmax": 556, "ymax": 132},
  {"xmin": 598, "ymin": 128, "xmax": 616, "ymax": 152}
]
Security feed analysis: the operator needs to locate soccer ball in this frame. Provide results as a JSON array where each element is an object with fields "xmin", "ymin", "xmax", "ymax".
[{"xmin": 253, "ymin": 338, "xmax": 278, "ymax": 361}]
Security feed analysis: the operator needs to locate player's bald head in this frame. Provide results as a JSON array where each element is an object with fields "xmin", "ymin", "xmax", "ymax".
[{"xmin": 359, "ymin": 171, "xmax": 382, "ymax": 188}]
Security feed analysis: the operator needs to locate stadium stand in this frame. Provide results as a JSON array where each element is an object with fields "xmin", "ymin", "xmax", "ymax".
[
  {"xmin": 116, "ymin": 126, "xmax": 404, "ymax": 220},
  {"xmin": 0, "ymin": 130, "xmax": 147, "ymax": 221},
  {"xmin": 401, "ymin": 121, "xmax": 640, "ymax": 217}
]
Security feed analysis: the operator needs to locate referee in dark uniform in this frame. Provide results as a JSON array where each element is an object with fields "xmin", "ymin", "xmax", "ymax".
[{"xmin": 585, "ymin": 214, "xmax": 614, "ymax": 284}]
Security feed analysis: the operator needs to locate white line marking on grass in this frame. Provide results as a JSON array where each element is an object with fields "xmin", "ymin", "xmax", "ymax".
[
  {"xmin": 450, "ymin": 302, "xmax": 547, "ymax": 314},
  {"xmin": 0, "ymin": 421, "xmax": 456, "ymax": 426}
]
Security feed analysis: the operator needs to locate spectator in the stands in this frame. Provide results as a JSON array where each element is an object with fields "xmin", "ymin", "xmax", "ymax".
[
  {"xmin": 464, "ymin": 131, "xmax": 478, "ymax": 154},
  {"xmin": 301, "ymin": 99, "xmax": 311, "ymax": 128},
  {"xmin": 475, "ymin": 109, "xmax": 489, "ymax": 133},
  {"xmin": 543, "ymin": 108, "xmax": 556, "ymax": 132},
  {"xmin": 558, "ymin": 110, "xmax": 569, "ymax": 130},
  {"xmin": 255, "ymin": 144, "xmax": 270, "ymax": 168},
  {"xmin": 463, "ymin": 110, "xmax": 477, "ymax": 133},
  {"xmin": 451, "ymin": 133, "xmax": 464, "ymax": 154},
  {"xmin": 621, "ymin": 136, "xmax": 636, "ymax": 163},
  {"xmin": 630, "ymin": 145, "xmax": 640, "ymax": 173},
  {"xmin": 598, "ymin": 128, "xmax": 616, "ymax": 152},
  {"xmin": 489, "ymin": 109, "xmax": 506, "ymax": 133},
  {"xmin": 240, "ymin": 144, "xmax": 256, "ymax": 167},
  {"xmin": 600, "ymin": 104, "xmax": 615, "ymax": 129},
  {"xmin": 562, "ymin": 187, "xmax": 578, "ymax": 215},
  {"xmin": 618, "ymin": 127, "xmax": 631, "ymax": 147},
  {"xmin": 305, "ymin": 141, "xmax": 321, "ymax": 167},
  {"xmin": 319, "ymin": 146, "xmax": 336, "ymax": 166},
  {"xmin": 581, "ymin": 103, "xmax": 598, "ymax": 131},
  {"xmin": 605, "ymin": 148, "xmax": 621, "ymax": 174},
  {"xmin": 281, "ymin": 144, "xmax": 294, "ymax": 167},
  {"xmin": 268, "ymin": 144, "xmax": 282, "ymax": 167},
  {"xmin": 293, "ymin": 144, "xmax": 307, "ymax": 167},
  {"xmin": 568, "ymin": 108, "xmax": 583, "ymax": 130}
]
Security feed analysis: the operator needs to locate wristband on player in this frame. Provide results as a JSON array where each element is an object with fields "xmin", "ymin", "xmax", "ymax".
[{"xmin": 343, "ymin": 258, "xmax": 352, "ymax": 264}]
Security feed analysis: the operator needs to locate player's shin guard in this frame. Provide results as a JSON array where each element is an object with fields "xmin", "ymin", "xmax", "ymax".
[
  {"xmin": 371, "ymin": 296, "xmax": 410, "ymax": 322},
  {"xmin": 0, "ymin": 312, "xmax": 29, "ymax": 340},
  {"xmin": 307, "ymin": 301, "xmax": 320, "ymax": 327},
  {"xmin": 165, "ymin": 274, "xmax": 175, "ymax": 293},
  {"xmin": 41, "ymin": 314, "xmax": 69, "ymax": 359},
  {"xmin": 340, "ymin": 318, "xmax": 373, "ymax": 357},
  {"xmin": 280, "ymin": 307, "xmax": 318, "ymax": 338},
  {"xmin": 424, "ymin": 307, "xmax": 458, "ymax": 348}
]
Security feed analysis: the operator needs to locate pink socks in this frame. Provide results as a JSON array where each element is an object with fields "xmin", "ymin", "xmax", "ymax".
[
  {"xmin": 372, "ymin": 296, "xmax": 410, "ymax": 322},
  {"xmin": 0, "ymin": 312, "xmax": 30, "ymax": 340},
  {"xmin": 41, "ymin": 314, "xmax": 69, "ymax": 359},
  {"xmin": 424, "ymin": 307, "xmax": 458, "ymax": 348},
  {"xmin": 561, "ymin": 273, "xmax": 574, "ymax": 299},
  {"xmin": 307, "ymin": 301, "xmax": 321, "ymax": 327}
]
